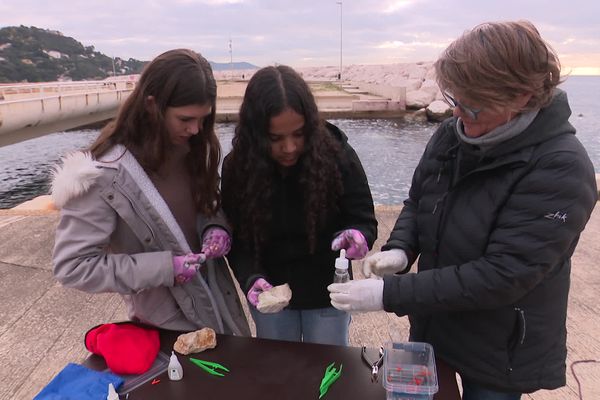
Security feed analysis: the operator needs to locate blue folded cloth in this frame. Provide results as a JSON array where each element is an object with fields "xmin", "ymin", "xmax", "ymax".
[{"xmin": 34, "ymin": 363, "xmax": 124, "ymax": 400}]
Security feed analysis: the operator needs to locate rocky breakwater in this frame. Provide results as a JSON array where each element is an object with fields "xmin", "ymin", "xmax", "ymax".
[
  {"xmin": 213, "ymin": 62, "xmax": 452, "ymax": 122},
  {"xmin": 296, "ymin": 63, "xmax": 452, "ymax": 122}
]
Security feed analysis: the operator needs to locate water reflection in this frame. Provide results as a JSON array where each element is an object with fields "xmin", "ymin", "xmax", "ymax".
[
  {"xmin": 332, "ymin": 119, "xmax": 434, "ymax": 205},
  {"xmin": 0, "ymin": 130, "xmax": 99, "ymax": 208},
  {"xmin": 2, "ymin": 89, "xmax": 598, "ymax": 209}
]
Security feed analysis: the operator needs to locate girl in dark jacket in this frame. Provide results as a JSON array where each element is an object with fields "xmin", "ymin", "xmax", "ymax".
[{"xmin": 222, "ymin": 65, "xmax": 377, "ymax": 345}]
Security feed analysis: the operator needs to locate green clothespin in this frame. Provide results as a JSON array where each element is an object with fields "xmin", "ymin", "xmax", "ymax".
[
  {"xmin": 189, "ymin": 357, "xmax": 230, "ymax": 377},
  {"xmin": 319, "ymin": 362, "xmax": 343, "ymax": 398}
]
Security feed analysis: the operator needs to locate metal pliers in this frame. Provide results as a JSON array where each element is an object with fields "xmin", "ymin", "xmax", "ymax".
[
  {"xmin": 361, "ymin": 346, "xmax": 384, "ymax": 382},
  {"xmin": 189, "ymin": 357, "xmax": 230, "ymax": 377}
]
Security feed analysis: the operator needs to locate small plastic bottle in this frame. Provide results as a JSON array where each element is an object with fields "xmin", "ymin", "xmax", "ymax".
[
  {"xmin": 168, "ymin": 351, "xmax": 183, "ymax": 381},
  {"xmin": 333, "ymin": 249, "xmax": 350, "ymax": 283}
]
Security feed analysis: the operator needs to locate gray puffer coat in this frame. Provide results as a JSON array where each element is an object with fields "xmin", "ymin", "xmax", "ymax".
[
  {"xmin": 382, "ymin": 90, "xmax": 597, "ymax": 392},
  {"xmin": 52, "ymin": 145, "xmax": 250, "ymax": 335}
]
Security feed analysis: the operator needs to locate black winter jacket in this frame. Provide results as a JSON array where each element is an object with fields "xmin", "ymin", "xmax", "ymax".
[
  {"xmin": 224, "ymin": 122, "xmax": 377, "ymax": 309},
  {"xmin": 381, "ymin": 90, "xmax": 597, "ymax": 392}
]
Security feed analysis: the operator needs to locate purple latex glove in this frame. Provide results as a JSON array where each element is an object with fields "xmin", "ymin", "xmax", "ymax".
[
  {"xmin": 172, "ymin": 253, "xmax": 206, "ymax": 285},
  {"xmin": 201, "ymin": 227, "xmax": 232, "ymax": 259},
  {"xmin": 247, "ymin": 278, "xmax": 273, "ymax": 306},
  {"xmin": 331, "ymin": 229, "xmax": 368, "ymax": 259}
]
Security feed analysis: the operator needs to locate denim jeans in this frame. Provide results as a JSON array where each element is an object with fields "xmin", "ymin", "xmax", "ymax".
[
  {"xmin": 461, "ymin": 378, "xmax": 522, "ymax": 400},
  {"xmin": 249, "ymin": 305, "xmax": 350, "ymax": 346}
]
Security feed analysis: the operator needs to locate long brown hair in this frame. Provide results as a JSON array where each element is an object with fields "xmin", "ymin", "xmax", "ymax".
[
  {"xmin": 90, "ymin": 49, "xmax": 221, "ymax": 215},
  {"xmin": 222, "ymin": 65, "xmax": 343, "ymax": 256}
]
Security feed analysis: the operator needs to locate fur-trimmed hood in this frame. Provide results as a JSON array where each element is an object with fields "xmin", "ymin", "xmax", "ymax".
[{"xmin": 51, "ymin": 151, "xmax": 102, "ymax": 209}]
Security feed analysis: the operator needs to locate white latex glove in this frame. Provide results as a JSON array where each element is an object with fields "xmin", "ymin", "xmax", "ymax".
[
  {"xmin": 328, "ymin": 279, "xmax": 384, "ymax": 312},
  {"xmin": 362, "ymin": 249, "xmax": 408, "ymax": 278}
]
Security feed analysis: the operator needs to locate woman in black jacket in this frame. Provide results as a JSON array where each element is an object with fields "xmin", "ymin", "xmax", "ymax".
[
  {"xmin": 328, "ymin": 21, "xmax": 597, "ymax": 398},
  {"xmin": 222, "ymin": 65, "xmax": 377, "ymax": 345}
]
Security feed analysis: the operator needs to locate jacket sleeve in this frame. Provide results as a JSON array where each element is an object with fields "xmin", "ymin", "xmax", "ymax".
[
  {"xmin": 197, "ymin": 209, "xmax": 231, "ymax": 238},
  {"xmin": 383, "ymin": 139, "xmax": 597, "ymax": 315},
  {"xmin": 336, "ymin": 141, "xmax": 378, "ymax": 248},
  {"xmin": 53, "ymin": 180, "xmax": 174, "ymax": 295}
]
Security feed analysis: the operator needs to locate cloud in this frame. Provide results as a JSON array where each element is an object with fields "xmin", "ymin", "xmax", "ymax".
[
  {"xmin": 0, "ymin": 0, "xmax": 598, "ymax": 72},
  {"xmin": 378, "ymin": 0, "xmax": 424, "ymax": 14},
  {"xmin": 174, "ymin": 0, "xmax": 244, "ymax": 4},
  {"xmin": 376, "ymin": 40, "xmax": 448, "ymax": 50}
]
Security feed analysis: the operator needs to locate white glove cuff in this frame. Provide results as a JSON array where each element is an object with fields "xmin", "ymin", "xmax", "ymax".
[{"xmin": 387, "ymin": 249, "xmax": 408, "ymax": 268}]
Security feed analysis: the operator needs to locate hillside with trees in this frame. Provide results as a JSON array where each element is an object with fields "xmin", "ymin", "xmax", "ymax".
[
  {"xmin": 0, "ymin": 26, "xmax": 145, "ymax": 83},
  {"xmin": 0, "ymin": 26, "xmax": 259, "ymax": 83}
]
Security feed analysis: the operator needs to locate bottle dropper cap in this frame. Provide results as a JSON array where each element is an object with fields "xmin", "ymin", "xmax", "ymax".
[
  {"xmin": 168, "ymin": 351, "xmax": 183, "ymax": 380},
  {"xmin": 335, "ymin": 249, "xmax": 349, "ymax": 270},
  {"xmin": 106, "ymin": 383, "xmax": 119, "ymax": 400}
]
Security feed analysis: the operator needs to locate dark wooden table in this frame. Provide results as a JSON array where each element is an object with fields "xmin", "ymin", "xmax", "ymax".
[{"xmin": 85, "ymin": 330, "xmax": 461, "ymax": 399}]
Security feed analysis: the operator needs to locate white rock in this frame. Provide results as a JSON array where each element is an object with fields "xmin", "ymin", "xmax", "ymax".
[
  {"xmin": 405, "ymin": 108, "xmax": 429, "ymax": 123},
  {"xmin": 426, "ymin": 100, "xmax": 453, "ymax": 122},
  {"xmin": 425, "ymin": 67, "xmax": 438, "ymax": 80},
  {"xmin": 173, "ymin": 328, "xmax": 217, "ymax": 355},
  {"xmin": 257, "ymin": 284, "xmax": 292, "ymax": 314},
  {"xmin": 406, "ymin": 90, "xmax": 437, "ymax": 109},
  {"xmin": 420, "ymin": 79, "xmax": 441, "ymax": 96}
]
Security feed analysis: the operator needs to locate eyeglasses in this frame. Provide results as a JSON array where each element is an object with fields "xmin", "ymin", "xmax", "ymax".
[{"xmin": 441, "ymin": 91, "xmax": 482, "ymax": 120}]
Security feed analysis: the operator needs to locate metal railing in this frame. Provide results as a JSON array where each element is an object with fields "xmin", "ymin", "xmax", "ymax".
[
  {"xmin": 0, "ymin": 77, "xmax": 138, "ymax": 147},
  {"xmin": 0, "ymin": 76, "xmax": 138, "ymax": 100}
]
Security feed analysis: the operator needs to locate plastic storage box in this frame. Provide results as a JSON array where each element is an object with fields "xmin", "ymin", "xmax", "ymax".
[
  {"xmin": 381, "ymin": 342, "xmax": 438, "ymax": 400},
  {"xmin": 113, "ymin": 351, "xmax": 169, "ymax": 394}
]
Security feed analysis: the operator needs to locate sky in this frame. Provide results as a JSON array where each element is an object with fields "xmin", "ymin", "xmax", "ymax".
[{"xmin": 1, "ymin": 0, "xmax": 599, "ymax": 75}]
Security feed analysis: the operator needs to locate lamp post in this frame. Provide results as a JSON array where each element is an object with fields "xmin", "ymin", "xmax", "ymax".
[
  {"xmin": 229, "ymin": 37, "xmax": 233, "ymax": 80},
  {"xmin": 336, "ymin": 1, "xmax": 343, "ymax": 81}
]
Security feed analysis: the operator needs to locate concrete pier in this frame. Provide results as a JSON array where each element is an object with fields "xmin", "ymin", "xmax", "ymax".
[
  {"xmin": 0, "ymin": 79, "xmax": 406, "ymax": 146},
  {"xmin": 0, "ymin": 205, "xmax": 598, "ymax": 399},
  {"xmin": 0, "ymin": 80, "xmax": 135, "ymax": 147}
]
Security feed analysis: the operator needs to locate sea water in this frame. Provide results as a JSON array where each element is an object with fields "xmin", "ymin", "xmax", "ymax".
[{"xmin": 0, "ymin": 76, "xmax": 598, "ymax": 209}]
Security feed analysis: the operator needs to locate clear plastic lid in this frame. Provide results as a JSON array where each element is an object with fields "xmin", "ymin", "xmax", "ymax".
[
  {"xmin": 109, "ymin": 351, "xmax": 170, "ymax": 395},
  {"xmin": 381, "ymin": 342, "xmax": 438, "ymax": 396}
]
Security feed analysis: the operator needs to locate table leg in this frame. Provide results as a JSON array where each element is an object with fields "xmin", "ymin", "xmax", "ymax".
[{"xmin": 434, "ymin": 357, "xmax": 461, "ymax": 400}]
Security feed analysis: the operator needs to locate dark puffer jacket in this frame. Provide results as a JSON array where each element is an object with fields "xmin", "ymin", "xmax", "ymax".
[
  {"xmin": 381, "ymin": 90, "xmax": 597, "ymax": 392},
  {"xmin": 223, "ymin": 122, "xmax": 377, "ymax": 309}
]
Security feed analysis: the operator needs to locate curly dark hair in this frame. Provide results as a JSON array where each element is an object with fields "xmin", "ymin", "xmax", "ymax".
[
  {"xmin": 90, "ymin": 49, "xmax": 221, "ymax": 215},
  {"xmin": 222, "ymin": 65, "xmax": 343, "ymax": 257}
]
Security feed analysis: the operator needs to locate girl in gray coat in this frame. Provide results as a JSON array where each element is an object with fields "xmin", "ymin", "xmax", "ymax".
[{"xmin": 52, "ymin": 49, "xmax": 250, "ymax": 335}]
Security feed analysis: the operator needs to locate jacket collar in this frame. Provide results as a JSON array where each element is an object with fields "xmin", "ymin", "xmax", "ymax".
[{"xmin": 444, "ymin": 89, "xmax": 574, "ymax": 160}]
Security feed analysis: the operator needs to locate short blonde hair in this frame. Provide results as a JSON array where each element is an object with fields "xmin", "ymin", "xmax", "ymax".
[{"xmin": 434, "ymin": 20, "xmax": 561, "ymax": 111}]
